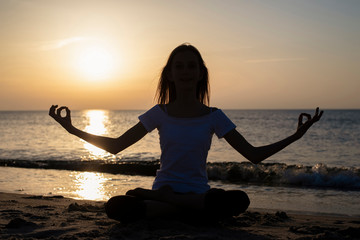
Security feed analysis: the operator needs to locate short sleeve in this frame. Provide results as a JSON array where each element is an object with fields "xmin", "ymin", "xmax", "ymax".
[
  {"xmin": 213, "ymin": 110, "xmax": 236, "ymax": 138},
  {"xmin": 138, "ymin": 105, "xmax": 162, "ymax": 132}
]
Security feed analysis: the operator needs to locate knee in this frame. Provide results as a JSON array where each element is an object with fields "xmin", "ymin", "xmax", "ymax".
[
  {"xmin": 105, "ymin": 195, "xmax": 146, "ymax": 223},
  {"xmin": 204, "ymin": 189, "xmax": 250, "ymax": 219},
  {"xmin": 228, "ymin": 190, "xmax": 250, "ymax": 214},
  {"xmin": 104, "ymin": 196, "xmax": 120, "ymax": 220}
]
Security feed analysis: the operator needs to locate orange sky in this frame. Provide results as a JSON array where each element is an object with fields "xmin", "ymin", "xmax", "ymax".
[{"xmin": 1, "ymin": 0, "xmax": 359, "ymax": 110}]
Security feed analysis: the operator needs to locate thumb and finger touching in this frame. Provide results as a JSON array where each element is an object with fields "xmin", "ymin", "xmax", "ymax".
[{"xmin": 297, "ymin": 108, "xmax": 324, "ymax": 138}]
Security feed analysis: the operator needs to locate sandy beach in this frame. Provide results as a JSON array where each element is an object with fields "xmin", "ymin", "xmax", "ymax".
[{"xmin": 0, "ymin": 192, "xmax": 359, "ymax": 240}]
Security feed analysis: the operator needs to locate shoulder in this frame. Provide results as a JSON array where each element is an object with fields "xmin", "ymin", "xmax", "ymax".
[
  {"xmin": 140, "ymin": 105, "xmax": 164, "ymax": 118},
  {"xmin": 208, "ymin": 106, "xmax": 222, "ymax": 115},
  {"xmin": 139, "ymin": 105, "xmax": 164, "ymax": 131},
  {"xmin": 158, "ymin": 104, "xmax": 166, "ymax": 112},
  {"xmin": 210, "ymin": 107, "xmax": 219, "ymax": 112},
  {"xmin": 210, "ymin": 108, "xmax": 232, "ymax": 121},
  {"xmin": 199, "ymin": 105, "xmax": 218, "ymax": 117},
  {"xmin": 147, "ymin": 104, "xmax": 163, "ymax": 113}
]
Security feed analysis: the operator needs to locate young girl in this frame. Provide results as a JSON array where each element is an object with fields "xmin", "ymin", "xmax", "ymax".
[{"xmin": 49, "ymin": 44, "xmax": 323, "ymax": 222}]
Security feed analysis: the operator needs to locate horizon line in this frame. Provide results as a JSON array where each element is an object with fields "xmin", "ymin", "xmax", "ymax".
[{"xmin": 0, "ymin": 108, "xmax": 359, "ymax": 112}]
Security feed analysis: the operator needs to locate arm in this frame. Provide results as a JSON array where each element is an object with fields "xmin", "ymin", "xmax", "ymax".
[
  {"xmin": 224, "ymin": 108, "xmax": 323, "ymax": 164},
  {"xmin": 49, "ymin": 105, "xmax": 148, "ymax": 155}
]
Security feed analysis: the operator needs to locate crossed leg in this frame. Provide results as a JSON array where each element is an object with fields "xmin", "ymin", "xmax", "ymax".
[{"xmin": 105, "ymin": 186, "xmax": 250, "ymax": 223}]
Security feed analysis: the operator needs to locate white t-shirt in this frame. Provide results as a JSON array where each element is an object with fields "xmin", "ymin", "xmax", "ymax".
[{"xmin": 138, "ymin": 105, "xmax": 236, "ymax": 193}]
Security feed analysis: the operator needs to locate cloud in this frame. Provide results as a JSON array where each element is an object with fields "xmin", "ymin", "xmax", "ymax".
[
  {"xmin": 244, "ymin": 58, "xmax": 306, "ymax": 63},
  {"xmin": 37, "ymin": 37, "xmax": 89, "ymax": 51}
]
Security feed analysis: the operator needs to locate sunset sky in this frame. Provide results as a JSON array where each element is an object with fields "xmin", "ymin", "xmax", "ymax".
[{"xmin": 1, "ymin": 0, "xmax": 359, "ymax": 110}]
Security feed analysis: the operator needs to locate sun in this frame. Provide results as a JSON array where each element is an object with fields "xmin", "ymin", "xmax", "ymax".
[{"xmin": 75, "ymin": 45, "xmax": 115, "ymax": 80}]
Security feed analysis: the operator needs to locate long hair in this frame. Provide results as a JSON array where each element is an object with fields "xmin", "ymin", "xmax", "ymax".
[{"xmin": 155, "ymin": 44, "xmax": 210, "ymax": 106}]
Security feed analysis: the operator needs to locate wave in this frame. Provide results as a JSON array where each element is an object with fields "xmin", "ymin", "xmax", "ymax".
[
  {"xmin": 0, "ymin": 159, "xmax": 159, "ymax": 176},
  {"xmin": 1, "ymin": 159, "xmax": 359, "ymax": 191},
  {"xmin": 207, "ymin": 162, "xmax": 360, "ymax": 190}
]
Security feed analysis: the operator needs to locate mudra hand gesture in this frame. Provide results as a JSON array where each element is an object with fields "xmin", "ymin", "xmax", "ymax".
[
  {"xmin": 295, "ymin": 107, "xmax": 323, "ymax": 139},
  {"xmin": 49, "ymin": 105, "xmax": 74, "ymax": 133}
]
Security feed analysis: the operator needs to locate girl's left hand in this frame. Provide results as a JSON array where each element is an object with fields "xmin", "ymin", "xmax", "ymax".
[{"xmin": 295, "ymin": 107, "xmax": 324, "ymax": 139}]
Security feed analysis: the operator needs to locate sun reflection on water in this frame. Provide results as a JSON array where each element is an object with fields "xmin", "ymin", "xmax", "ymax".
[
  {"xmin": 73, "ymin": 110, "xmax": 114, "ymax": 200},
  {"xmin": 82, "ymin": 110, "xmax": 111, "ymax": 159},
  {"xmin": 73, "ymin": 172, "xmax": 109, "ymax": 201}
]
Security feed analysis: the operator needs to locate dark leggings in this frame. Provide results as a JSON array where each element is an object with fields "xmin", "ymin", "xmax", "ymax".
[
  {"xmin": 105, "ymin": 189, "xmax": 250, "ymax": 223},
  {"xmin": 203, "ymin": 188, "xmax": 250, "ymax": 220}
]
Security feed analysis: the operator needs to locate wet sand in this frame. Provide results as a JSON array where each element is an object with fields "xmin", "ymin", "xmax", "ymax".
[{"xmin": 1, "ymin": 192, "xmax": 359, "ymax": 240}]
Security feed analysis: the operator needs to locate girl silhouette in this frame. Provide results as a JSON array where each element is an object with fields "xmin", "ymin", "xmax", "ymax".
[{"xmin": 49, "ymin": 44, "xmax": 323, "ymax": 222}]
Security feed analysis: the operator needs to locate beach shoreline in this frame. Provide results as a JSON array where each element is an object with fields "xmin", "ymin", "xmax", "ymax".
[{"xmin": 1, "ymin": 192, "xmax": 359, "ymax": 240}]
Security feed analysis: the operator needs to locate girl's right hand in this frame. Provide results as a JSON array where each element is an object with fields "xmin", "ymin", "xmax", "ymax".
[{"xmin": 49, "ymin": 105, "xmax": 74, "ymax": 133}]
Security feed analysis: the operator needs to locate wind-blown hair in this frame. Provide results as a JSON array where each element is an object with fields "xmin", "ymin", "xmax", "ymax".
[{"xmin": 156, "ymin": 44, "xmax": 210, "ymax": 106}]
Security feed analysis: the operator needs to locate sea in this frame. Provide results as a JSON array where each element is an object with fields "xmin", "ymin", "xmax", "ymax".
[{"xmin": 0, "ymin": 109, "xmax": 359, "ymax": 216}]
